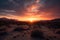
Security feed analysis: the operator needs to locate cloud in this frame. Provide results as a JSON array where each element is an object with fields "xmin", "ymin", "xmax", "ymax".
[
  {"xmin": 0, "ymin": 0, "xmax": 34, "ymax": 16},
  {"xmin": 40, "ymin": 0, "xmax": 60, "ymax": 18},
  {"xmin": 0, "ymin": 0, "xmax": 60, "ymax": 19},
  {"xmin": 0, "ymin": 10, "xmax": 16, "ymax": 12}
]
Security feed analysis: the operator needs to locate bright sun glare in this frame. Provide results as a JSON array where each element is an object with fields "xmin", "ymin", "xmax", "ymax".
[
  {"xmin": 19, "ymin": 17, "xmax": 40, "ymax": 22},
  {"xmin": 17, "ymin": 16, "xmax": 40, "ymax": 22},
  {"xmin": 27, "ymin": 18, "xmax": 38, "ymax": 22}
]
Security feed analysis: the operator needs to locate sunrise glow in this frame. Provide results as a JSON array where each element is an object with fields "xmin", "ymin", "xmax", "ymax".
[
  {"xmin": 24, "ymin": 17, "xmax": 40, "ymax": 22},
  {"xmin": 27, "ymin": 18, "xmax": 37, "ymax": 22},
  {"xmin": 0, "ymin": 0, "xmax": 56, "ymax": 22},
  {"xmin": 0, "ymin": 0, "xmax": 50, "ymax": 22}
]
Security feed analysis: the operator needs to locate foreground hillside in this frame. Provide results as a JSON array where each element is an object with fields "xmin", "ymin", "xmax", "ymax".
[{"xmin": 0, "ymin": 18, "xmax": 60, "ymax": 40}]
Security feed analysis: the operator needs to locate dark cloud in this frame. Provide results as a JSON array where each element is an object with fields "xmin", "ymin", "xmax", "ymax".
[
  {"xmin": 0, "ymin": 0, "xmax": 33, "ymax": 16},
  {"xmin": 41, "ymin": 0, "xmax": 60, "ymax": 18},
  {"xmin": 0, "ymin": 0, "xmax": 25, "ymax": 10},
  {"xmin": 0, "ymin": 0, "xmax": 34, "ymax": 10}
]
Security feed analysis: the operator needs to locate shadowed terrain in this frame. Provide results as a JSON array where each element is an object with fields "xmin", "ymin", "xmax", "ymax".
[{"xmin": 0, "ymin": 18, "xmax": 60, "ymax": 40}]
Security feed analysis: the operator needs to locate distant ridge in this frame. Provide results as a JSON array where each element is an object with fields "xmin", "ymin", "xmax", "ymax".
[
  {"xmin": 0, "ymin": 18, "xmax": 29, "ymax": 25},
  {"xmin": 0, "ymin": 17, "xmax": 60, "ymax": 25}
]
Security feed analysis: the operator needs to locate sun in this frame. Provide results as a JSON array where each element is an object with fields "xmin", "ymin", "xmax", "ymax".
[
  {"xmin": 28, "ymin": 18, "xmax": 35, "ymax": 22},
  {"xmin": 27, "ymin": 17, "xmax": 40, "ymax": 22}
]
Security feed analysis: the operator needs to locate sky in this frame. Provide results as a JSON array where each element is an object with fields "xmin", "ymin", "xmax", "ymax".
[{"xmin": 0, "ymin": 0, "xmax": 60, "ymax": 21}]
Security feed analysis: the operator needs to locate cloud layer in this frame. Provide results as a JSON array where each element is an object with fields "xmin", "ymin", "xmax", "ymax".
[{"xmin": 0, "ymin": 0, "xmax": 60, "ymax": 20}]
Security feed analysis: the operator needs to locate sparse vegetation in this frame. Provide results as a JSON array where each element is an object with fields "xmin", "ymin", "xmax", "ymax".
[{"xmin": 0, "ymin": 18, "xmax": 60, "ymax": 40}]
